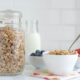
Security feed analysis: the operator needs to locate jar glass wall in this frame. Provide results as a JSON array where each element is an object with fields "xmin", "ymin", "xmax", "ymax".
[{"xmin": 0, "ymin": 10, "xmax": 25, "ymax": 75}]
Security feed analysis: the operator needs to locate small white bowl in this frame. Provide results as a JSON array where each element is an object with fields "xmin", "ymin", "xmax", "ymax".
[
  {"xmin": 29, "ymin": 56, "xmax": 45, "ymax": 70},
  {"xmin": 43, "ymin": 52, "xmax": 78, "ymax": 75}
]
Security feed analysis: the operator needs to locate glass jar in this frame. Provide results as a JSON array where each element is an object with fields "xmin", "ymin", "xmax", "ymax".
[{"xmin": 0, "ymin": 10, "xmax": 25, "ymax": 75}]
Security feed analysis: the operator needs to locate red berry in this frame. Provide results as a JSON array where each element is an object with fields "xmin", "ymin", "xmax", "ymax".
[{"xmin": 75, "ymin": 48, "xmax": 80, "ymax": 55}]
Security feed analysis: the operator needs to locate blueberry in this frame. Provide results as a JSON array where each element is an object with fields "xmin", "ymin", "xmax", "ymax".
[
  {"xmin": 30, "ymin": 53, "xmax": 36, "ymax": 56},
  {"xmin": 35, "ymin": 50, "xmax": 42, "ymax": 56},
  {"xmin": 37, "ymin": 53, "xmax": 42, "ymax": 56},
  {"xmin": 41, "ymin": 50, "xmax": 45, "ymax": 54},
  {"xmin": 35, "ymin": 50, "xmax": 41, "ymax": 53}
]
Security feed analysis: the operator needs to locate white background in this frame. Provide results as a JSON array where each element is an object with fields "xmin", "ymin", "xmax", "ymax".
[{"xmin": 0, "ymin": 0, "xmax": 80, "ymax": 50}]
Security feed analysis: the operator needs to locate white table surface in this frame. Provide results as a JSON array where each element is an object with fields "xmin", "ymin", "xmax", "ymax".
[
  {"xmin": 0, "ymin": 74, "xmax": 80, "ymax": 80},
  {"xmin": 0, "ymin": 76, "xmax": 43, "ymax": 80},
  {"xmin": 0, "ymin": 64, "xmax": 79, "ymax": 80}
]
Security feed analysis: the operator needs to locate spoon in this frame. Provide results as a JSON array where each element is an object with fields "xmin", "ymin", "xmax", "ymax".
[{"xmin": 68, "ymin": 34, "xmax": 80, "ymax": 50}]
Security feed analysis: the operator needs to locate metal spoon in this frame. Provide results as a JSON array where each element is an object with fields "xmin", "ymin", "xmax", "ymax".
[{"xmin": 68, "ymin": 34, "xmax": 80, "ymax": 50}]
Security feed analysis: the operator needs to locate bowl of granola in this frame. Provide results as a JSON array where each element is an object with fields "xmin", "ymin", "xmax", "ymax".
[{"xmin": 43, "ymin": 50, "xmax": 78, "ymax": 75}]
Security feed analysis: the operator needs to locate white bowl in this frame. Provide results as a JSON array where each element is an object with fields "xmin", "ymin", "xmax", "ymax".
[
  {"xmin": 43, "ymin": 52, "xmax": 78, "ymax": 75},
  {"xmin": 29, "ymin": 56, "xmax": 45, "ymax": 70}
]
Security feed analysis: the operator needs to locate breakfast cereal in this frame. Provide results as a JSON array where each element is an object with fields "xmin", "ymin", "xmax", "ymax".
[
  {"xmin": 49, "ymin": 50, "xmax": 76, "ymax": 55},
  {"xmin": 0, "ymin": 26, "xmax": 25, "ymax": 74}
]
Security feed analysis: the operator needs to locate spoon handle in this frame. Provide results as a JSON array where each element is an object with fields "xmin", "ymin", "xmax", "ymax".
[{"xmin": 68, "ymin": 34, "xmax": 80, "ymax": 50}]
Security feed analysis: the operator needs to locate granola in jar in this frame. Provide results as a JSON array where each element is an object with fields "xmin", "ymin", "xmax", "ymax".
[{"xmin": 0, "ymin": 26, "xmax": 25, "ymax": 74}]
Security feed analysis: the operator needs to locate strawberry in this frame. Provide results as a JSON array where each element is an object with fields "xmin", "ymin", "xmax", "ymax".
[{"xmin": 75, "ymin": 48, "xmax": 80, "ymax": 55}]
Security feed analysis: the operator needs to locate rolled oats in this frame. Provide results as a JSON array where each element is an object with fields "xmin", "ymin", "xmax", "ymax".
[
  {"xmin": 49, "ymin": 50, "xmax": 76, "ymax": 55},
  {"xmin": 0, "ymin": 26, "xmax": 25, "ymax": 74}
]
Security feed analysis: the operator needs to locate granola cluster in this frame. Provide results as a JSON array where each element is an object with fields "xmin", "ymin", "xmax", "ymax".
[
  {"xmin": 49, "ymin": 50, "xmax": 76, "ymax": 55},
  {"xmin": 0, "ymin": 26, "xmax": 25, "ymax": 74}
]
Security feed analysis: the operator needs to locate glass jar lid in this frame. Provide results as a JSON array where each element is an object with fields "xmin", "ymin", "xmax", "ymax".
[
  {"xmin": 0, "ymin": 10, "xmax": 22, "ymax": 18},
  {"xmin": 0, "ymin": 10, "xmax": 22, "ymax": 24}
]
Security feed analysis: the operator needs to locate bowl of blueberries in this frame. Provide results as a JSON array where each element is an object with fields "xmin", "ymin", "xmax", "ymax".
[{"xmin": 29, "ymin": 50, "xmax": 46, "ymax": 70}]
